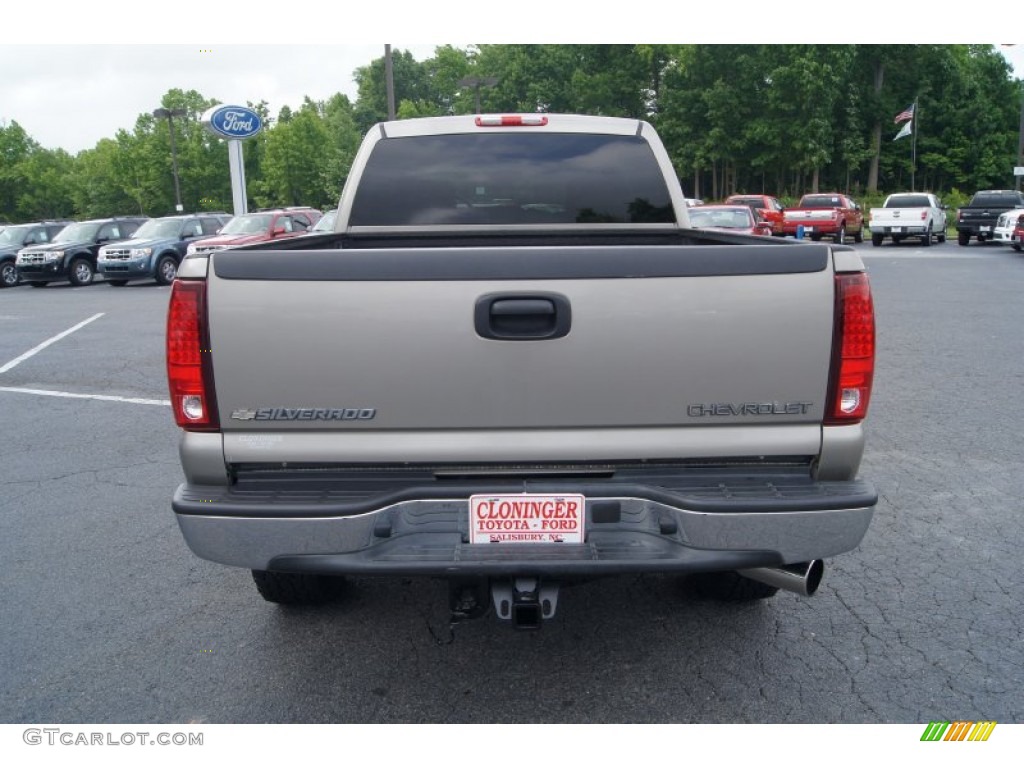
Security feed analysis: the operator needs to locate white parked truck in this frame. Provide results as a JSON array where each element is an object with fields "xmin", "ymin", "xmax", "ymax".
[
  {"xmin": 167, "ymin": 114, "xmax": 878, "ymax": 628},
  {"xmin": 869, "ymin": 192, "xmax": 947, "ymax": 247}
]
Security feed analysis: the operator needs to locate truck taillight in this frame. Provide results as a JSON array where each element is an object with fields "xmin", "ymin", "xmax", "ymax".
[
  {"xmin": 826, "ymin": 273, "xmax": 875, "ymax": 425},
  {"xmin": 167, "ymin": 280, "xmax": 219, "ymax": 431},
  {"xmin": 475, "ymin": 115, "xmax": 549, "ymax": 127},
  {"xmin": 920, "ymin": 210, "xmax": 927, "ymax": 220}
]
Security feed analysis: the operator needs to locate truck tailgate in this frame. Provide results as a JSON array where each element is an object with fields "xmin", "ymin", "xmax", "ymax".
[{"xmin": 205, "ymin": 244, "xmax": 835, "ymax": 463}]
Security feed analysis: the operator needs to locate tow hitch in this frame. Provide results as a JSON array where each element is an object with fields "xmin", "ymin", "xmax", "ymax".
[{"xmin": 490, "ymin": 577, "xmax": 560, "ymax": 630}]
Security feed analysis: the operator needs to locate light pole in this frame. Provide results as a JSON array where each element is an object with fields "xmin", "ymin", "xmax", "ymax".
[
  {"xmin": 1017, "ymin": 82, "xmax": 1024, "ymax": 192},
  {"xmin": 385, "ymin": 45, "xmax": 396, "ymax": 121},
  {"xmin": 153, "ymin": 107, "xmax": 186, "ymax": 212},
  {"xmin": 457, "ymin": 77, "xmax": 499, "ymax": 114}
]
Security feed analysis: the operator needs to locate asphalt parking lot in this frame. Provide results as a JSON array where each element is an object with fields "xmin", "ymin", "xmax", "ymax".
[{"xmin": 1, "ymin": 239, "xmax": 1022, "ymax": 725}]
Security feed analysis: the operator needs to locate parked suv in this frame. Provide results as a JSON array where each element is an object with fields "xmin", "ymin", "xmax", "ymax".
[
  {"xmin": 0, "ymin": 221, "xmax": 74, "ymax": 288},
  {"xmin": 98, "ymin": 213, "xmax": 230, "ymax": 286},
  {"xmin": 185, "ymin": 207, "xmax": 321, "ymax": 255},
  {"xmin": 16, "ymin": 217, "xmax": 149, "ymax": 287}
]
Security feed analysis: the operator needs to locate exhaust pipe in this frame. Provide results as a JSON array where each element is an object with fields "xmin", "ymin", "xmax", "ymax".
[{"xmin": 739, "ymin": 560, "xmax": 824, "ymax": 597}]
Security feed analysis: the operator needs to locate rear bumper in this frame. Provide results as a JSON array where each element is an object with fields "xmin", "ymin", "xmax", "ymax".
[
  {"xmin": 956, "ymin": 224, "xmax": 994, "ymax": 235},
  {"xmin": 872, "ymin": 225, "xmax": 928, "ymax": 236},
  {"xmin": 173, "ymin": 470, "xmax": 876, "ymax": 575},
  {"xmin": 783, "ymin": 222, "xmax": 840, "ymax": 236}
]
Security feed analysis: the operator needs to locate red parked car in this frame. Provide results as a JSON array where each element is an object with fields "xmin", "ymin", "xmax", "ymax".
[
  {"xmin": 185, "ymin": 207, "xmax": 322, "ymax": 255},
  {"xmin": 724, "ymin": 194, "xmax": 786, "ymax": 236},
  {"xmin": 1012, "ymin": 213, "xmax": 1024, "ymax": 252},
  {"xmin": 686, "ymin": 205, "xmax": 773, "ymax": 236}
]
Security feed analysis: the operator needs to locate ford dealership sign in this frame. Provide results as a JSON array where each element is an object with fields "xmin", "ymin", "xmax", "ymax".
[{"xmin": 201, "ymin": 105, "xmax": 263, "ymax": 140}]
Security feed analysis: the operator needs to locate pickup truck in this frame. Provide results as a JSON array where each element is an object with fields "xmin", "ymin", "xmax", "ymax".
[
  {"xmin": 167, "ymin": 114, "xmax": 877, "ymax": 629},
  {"xmin": 955, "ymin": 190, "xmax": 1024, "ymax": 246},
  {"xmin": 868, "ymin": 192, "xmax": 947, "ymax": 247},
  {"xmin": 724, "ymin": 194, "xmax": 786, "ymax": 236},
  {"xmin": 782, "ymin": 193, "xmax": 864, "ymax": 244}
]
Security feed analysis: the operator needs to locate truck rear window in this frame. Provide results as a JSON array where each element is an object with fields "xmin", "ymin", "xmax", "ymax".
[
  {"xmin": 799, "ymin": 195, "xmax": 843, "ymax": 209},
  {"xmin": 349, "ymin": 134, "xmax": 675, "ymax": 226},
  {"xmin": 969, "ymin": 193, "xmax": 1024, "ymax": 208},
  {"xmin": 885, "ymin": 195, "xmax": 931, "ymax": 208}
]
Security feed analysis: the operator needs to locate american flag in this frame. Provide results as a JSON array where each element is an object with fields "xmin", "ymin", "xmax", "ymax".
[{"xmin": 894, "ymin": 103, "xmax": 915, "ymax": 124}]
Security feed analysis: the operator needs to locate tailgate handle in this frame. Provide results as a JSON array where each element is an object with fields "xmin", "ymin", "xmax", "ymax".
[{"xmin": 475, "ymin": 293, "xmax": 572, "ymax": 340}]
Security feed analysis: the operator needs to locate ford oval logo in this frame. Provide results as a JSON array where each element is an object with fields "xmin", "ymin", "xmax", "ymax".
[{"xmin": 202, "ymin": 105, "xmax": 263, "ymax": 139}]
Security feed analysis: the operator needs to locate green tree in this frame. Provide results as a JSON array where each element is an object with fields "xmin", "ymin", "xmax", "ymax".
[{"xmin": 0, "ymin": 120, "xmax": 40, "ymax": 219}]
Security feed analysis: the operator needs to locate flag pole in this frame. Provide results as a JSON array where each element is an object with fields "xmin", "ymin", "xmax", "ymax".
[{"xmin": 911, "ymin": 97, "xmax": 918, "ymax": 191}]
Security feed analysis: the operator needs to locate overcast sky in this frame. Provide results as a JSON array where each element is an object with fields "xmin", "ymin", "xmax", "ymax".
[{"xmin": 2, "ymin": 5, "xmax": 1021, "ymax": 154}]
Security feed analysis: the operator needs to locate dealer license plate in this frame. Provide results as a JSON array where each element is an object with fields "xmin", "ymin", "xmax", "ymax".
[
  {"xmin": 980, "ymin": 226, "xmax": 991, "ymax": 232},
  {"xmin": 891, "ymin": 226, "xmax": 903, "ymax": 233},
  {"xmin": 803, "ymin": 226, "xmax": 814, "ymax": 232},
  {"xmin": 469, "ymin": 494, "xmax": 585, "ymax": 544}
]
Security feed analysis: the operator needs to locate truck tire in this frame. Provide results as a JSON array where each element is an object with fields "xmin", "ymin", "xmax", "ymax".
[
  {"xmin": 871, "ymin": 232, "xmax": 883, "ymax": 247},
  {"xmin": 686, "ymin": 571, "xmax": 779, "ymax": 602},
  {"xmin": 155, "ymin": 255, "xmax": 178, "ymax": 286},
  {"xmin": 853, "ymin": 227, "xmax": 863, "ymax": 243},
  {"xmin": 69, "ymin": 258, "xmax": 94, "ymax": 287},
  {"xmin": 0, "ymin": 260, "xmax": 18, "ymax": 288},
  {"xmin": 834, "ymin": 225, "xmax": 846, "ymax": 245},
  {"xmin": 958, "ymin": 231, "xmax": 971, "ymax": 246},
  {"xmin": 810, "ymin": 234, "xmax": 822, "ymax": 242},
  {"xmin": 251, "ymin": 570, "xmax": 344, "ymax": 605},
  {"xmin": 922, "ymin": 226, "xmax": 933, "ymax": 247}
]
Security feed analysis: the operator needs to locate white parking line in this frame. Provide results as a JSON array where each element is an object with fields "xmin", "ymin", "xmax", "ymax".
[
  {"xmin": 0, "ymin": 386, "xmax": 169, "ymax": 407},
  {"xmin": 0, "ymin": 313, "xmax": 105, "ymax": 374}
]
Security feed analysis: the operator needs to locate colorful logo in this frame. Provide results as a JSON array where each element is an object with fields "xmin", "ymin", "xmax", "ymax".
[
  {"xmin": 920, "ymin": 721, "xmax": 997, "ymax": 742},
  {"xmin": 201, "ymin": 105, "xmax": 263, "ymax": 140}
]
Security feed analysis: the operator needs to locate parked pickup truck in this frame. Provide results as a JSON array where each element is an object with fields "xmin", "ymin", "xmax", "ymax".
[
  {"xmin": 868, "ymin": 192, "xmax": 947, "ymax": 247},
  {"xmin": 167, "ymin": 114, "xmax": 877, "ymax": 629},
  {"xmin": 782, "ymin": 193, "xmax": 864, "ymax": 244},
  {"xmin": 956, "ymin": 190, "xmax": 1024, "ymax": 246}
]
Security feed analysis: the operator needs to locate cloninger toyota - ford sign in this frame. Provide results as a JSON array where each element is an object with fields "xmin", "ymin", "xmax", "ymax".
[{"xmin": 201, "ymin": 105, "xmax": 263, "ymax": 140}]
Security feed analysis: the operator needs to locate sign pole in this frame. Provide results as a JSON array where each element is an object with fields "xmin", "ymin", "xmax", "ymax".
[
  {"xmin": 201, "ymin": 104, "xmax": 263, "ymax": 216},
  {"xmin": 228, "ymin": 140, "xmax": 248, "ymax": 216}
]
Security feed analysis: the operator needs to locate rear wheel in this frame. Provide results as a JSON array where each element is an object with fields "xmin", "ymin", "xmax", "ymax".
[
  {"xmin": 1013, "ymin": 243, "xmax": 1022, "ymax": 252},
  {"xmin": 834, "ymin": 225, "xmax": 846, "ymax": 245},
  {"xmin": 0, "ymin": 260, "xmax": 18, "ymax": 288},
  {"xmin": 922, "ymin": 226, "xmax": 933, "ymax": 247},
  {"xmin": 853, "ymin": 227, "xmax": 863, "ymax": 243},
  {"xmin": 958, "ymin": 231, "xmax": 971, "ymax": 246},
  {"xmin": 871, "ymin": 232, "xmax": 884, "ymax": 247},
  {"xmin": 251, "ymin": 570, "xmax": 345, "ymax": 605},
  {"xmin": 810, "ymin": 234, "xmax": 822, "ymax": 242},
  {"xmin": 686, "ymin": 571, "xmax": 779, "ymax": 602},
  {"xmin": 155, "ymin": 255, "xmax": 178, "ymax": 286},
  {"xmin": 69, "ymin": 258, "xmax": 94, "ymax": 287}
]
